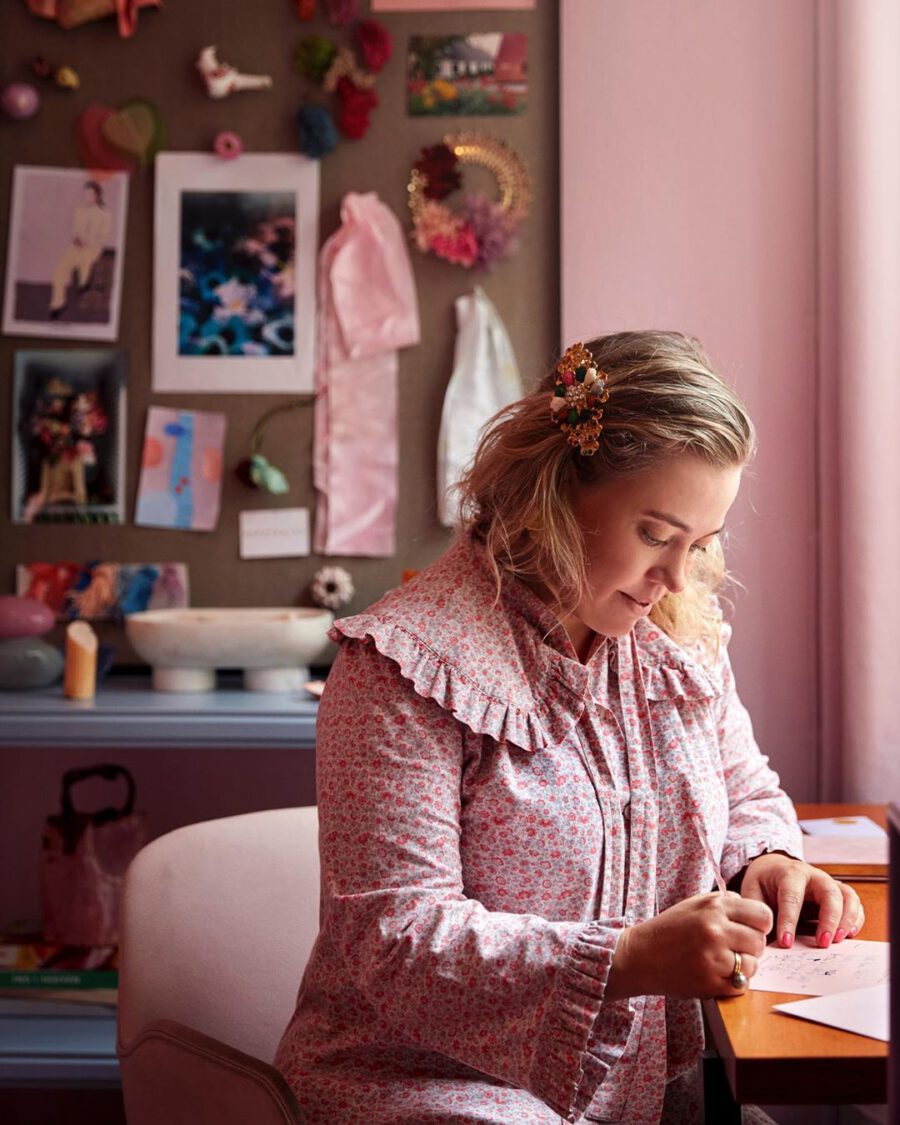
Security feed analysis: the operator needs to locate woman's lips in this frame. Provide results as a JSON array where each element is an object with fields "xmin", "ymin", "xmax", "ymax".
[{"xmin": 621, "ymin": 592, "xmax": 652, "ymax": 614}]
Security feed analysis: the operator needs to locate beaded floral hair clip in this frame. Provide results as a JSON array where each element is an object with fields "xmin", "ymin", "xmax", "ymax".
[{"xmin": 549, "ymin": 342, "xmax": 610, "ymax": 455}]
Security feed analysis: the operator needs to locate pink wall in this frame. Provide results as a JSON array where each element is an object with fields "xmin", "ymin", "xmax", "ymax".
[{"xmin": 561, "ymin": 1, "xmax": 819, "ymax": 798}]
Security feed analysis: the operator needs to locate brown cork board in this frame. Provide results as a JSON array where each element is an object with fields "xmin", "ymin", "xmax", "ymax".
[{"xmin": 0, "ymin": 1, "xmax": 559, "ymax": 664}]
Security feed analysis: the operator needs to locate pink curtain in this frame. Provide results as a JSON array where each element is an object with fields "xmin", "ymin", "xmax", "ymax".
[{"xmin": 817, "ymin": 0, "xmax": 900, "ymax": 800}]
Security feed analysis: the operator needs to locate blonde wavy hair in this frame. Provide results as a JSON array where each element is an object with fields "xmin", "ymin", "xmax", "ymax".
[{"xmin": 457, "ymin": 330, "xmax": 756, "ymax": 653}]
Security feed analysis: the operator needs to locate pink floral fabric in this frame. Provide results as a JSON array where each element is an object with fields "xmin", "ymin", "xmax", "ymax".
[{"xmin": 275, "ymin": 535, "xmax": 802, "ymax": 1123}]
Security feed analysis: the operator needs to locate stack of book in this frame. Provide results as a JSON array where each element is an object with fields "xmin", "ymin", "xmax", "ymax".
[{"xmin": 0, "ymin": 926, "xmax": 118, "ymax": 1006}]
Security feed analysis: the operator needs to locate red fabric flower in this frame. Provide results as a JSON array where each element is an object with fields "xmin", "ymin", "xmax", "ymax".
[
  {"xmin": 356, "ymin": 19, "xmax": 392, "ymax": 73},
  {"xmin": 413, "ymin": 143, "xmax": 461, "ymax": 201},
  {"xmin": 336, "ymin": 77, "xmax": 378, "ymax": 139}
]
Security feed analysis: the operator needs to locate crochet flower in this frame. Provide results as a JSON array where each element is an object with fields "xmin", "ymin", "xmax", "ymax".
[
  {"xmin": 324, "ymin": 0, "xmax": 357, "ymax": 28},
  {"xmin": 335, "ymin": 77, "xmax": 378, "ymax": 139},
  {"xmin": 410, "ymin": 200, "xmax": 460, "ymax": 253},
  {"xmin": 461, "ymin": 193, "xmax": 519, "ymax": 271},
  {"xmin": 310, "ymin": 565, "xmax": 354, "ymax": 610},
  {"xmin": 213, "ymin": 131, "xmax": 243, "ymax": 160},
  {"xmin": 413, "ymin": 143, "xmax": 461, "ymax": 201},
  {"xmin": 432, "ymin": 225, "xmax": 478, "ymax": 268},
  {"xmin": 356, "ymin": 19, "xmax": 392, "ymax": 73},
  {"xmin": 296, "ymin": 104, "xmax": 338, "ymax": 158}
]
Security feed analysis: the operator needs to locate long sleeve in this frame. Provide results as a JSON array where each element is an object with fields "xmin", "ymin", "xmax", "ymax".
[
  {"xmin": 715, "ymin": 646, "xmax": 803, "ymax": 881},
  {"xmin": 315, "ymin": 639, "xmax": 631, "ymax": 1121}
]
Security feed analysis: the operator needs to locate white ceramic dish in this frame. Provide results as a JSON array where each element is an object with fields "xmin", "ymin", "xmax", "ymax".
[{"xmin": 125, "ymin": 607, "xmax": 333, "ymax": 692}]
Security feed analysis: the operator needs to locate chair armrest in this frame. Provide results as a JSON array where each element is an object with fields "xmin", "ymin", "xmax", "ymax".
[{"xmin": 118, "ymin": 1018, "xmax": 303, "ymax": 1125}]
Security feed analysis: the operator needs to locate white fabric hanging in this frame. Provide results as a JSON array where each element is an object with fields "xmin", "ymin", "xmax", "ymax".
[{"xmin": 436, "ymin": 286, "xmax": 521, "ymax": 527}]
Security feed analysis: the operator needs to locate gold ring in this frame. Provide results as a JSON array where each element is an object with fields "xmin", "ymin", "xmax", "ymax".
[{"xmin": 731, "ymin": 950, "xmax": 748, "ymax": 990}]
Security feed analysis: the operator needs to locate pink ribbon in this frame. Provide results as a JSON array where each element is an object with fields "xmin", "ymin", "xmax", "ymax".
[{"xmin": 314, "ymin": 193, "xmax": 420, "ymax": 557}]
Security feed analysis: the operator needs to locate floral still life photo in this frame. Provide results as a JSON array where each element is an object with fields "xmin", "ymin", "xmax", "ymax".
[
  {"xmin": 407, "ymin": 33, "xmax": 527, "ymax": 117},
  {"xmin": 153, "ymin": 154, "xmax": 320, "ymax": 393},
  {"xmin": 2, "ymin": 166, "xmax": 129, "ymax": 341},
  {"xmin": 134, "ymin": 407, "xmax": 226, "ymax": 532},
  {"xmin": 11, "ymin": 349, "xmax": 126, "ymax": 525},
  {"xmin": 178, "ymin": 190, "xmax": 296, "ymax": 357},
  {"xmin": 16, "ymin": 561, "xmax": 189, "ymax": 621}
]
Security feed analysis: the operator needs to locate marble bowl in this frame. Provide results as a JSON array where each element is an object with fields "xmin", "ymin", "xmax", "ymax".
[{"xmin": 125, "ymin": 607, "xmax": 333, "ymax": 692}]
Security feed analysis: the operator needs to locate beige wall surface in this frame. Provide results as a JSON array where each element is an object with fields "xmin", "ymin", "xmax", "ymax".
[{"xmin": 0, "ymin": 1, "xmax": 559, "ymax": 662}]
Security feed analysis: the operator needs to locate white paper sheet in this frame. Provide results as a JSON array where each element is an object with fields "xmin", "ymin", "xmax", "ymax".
[
  {"xmin": 798, "ymin": 815, "xmax": 886, "ymax": 837},
  {"xmin": 800, "ymin": 835, "xmax": 888, "ymax": 865},
  {"xmin": 239, "ymin": 507, "xmax": 310, "ymax": 559},
  {"xmin": 749, "ymin": 937, "xmax": 889, "ymax": 996},
  {"xmin": 773, "ymin": 983, "xmax": 889, "ymax": 1041}
]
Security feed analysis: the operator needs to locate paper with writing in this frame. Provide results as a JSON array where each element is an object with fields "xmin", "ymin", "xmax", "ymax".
[{"xmin": 749, "ymin": 937, "xmax": 889, "ymax": 996}]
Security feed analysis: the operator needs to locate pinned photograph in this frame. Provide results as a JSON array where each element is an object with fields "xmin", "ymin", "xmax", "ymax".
[
  {"xmin": 153, "ymin": 153, "xmax": 319, "ymax": 393},
  {"xmin": 135, "ymin": 406, "xmax": 227, "ymax": 532},
  {"xmin": 11, "ymin": 349, "xmax": 126, "ymax": 525},
  {"xmin": 2, "ymin": 167, "xmax": 129, "ymax": 341},
  {"xmin": 407, "ymin": 33, "xmax": 528, "ymax": 115},
  {"xmin": 16, "ymin": 561, "xmax": 190, "ymax": 621}
]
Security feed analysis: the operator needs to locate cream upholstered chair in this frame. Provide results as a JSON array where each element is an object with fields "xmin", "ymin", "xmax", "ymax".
[{"xmin": 117, "ymin": 806, "xmax": 320, "ymax": 1125}]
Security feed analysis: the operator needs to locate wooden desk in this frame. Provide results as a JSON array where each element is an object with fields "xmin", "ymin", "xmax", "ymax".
[{"xmin": 703, "ymin": 804, "xmax": 889, "ymax": 1107}]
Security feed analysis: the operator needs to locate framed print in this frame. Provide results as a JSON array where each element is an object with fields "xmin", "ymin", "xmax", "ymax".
[
  {"xmin": 2, "ymin": 167, "xmax": 129, "ymax": 341},
  {"xmin": 12, "ymin": 349, "xmax": 127, "ymax": 524},
  {"xmin": 153, "ymin": 153, "xmax": 320, "ymax": 393}
]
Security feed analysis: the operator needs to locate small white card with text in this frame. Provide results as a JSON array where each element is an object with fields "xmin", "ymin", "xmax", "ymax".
[{"xmin": 239, "ymin": 508, "xmax": 310, "ymax": 559}]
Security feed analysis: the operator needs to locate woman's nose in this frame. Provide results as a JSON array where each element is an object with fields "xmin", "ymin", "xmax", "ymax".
[{"xmin": 651, "ymin": 554, "xmax": 688, "ymax": 595}]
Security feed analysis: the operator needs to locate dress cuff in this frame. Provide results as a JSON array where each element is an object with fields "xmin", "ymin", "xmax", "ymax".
[
  {"xmin": 529, "ymin": 919, "xmax": 636, "ymax": 1123},
  {"xmin": 720, "ymin": 828, "xmax": 804, "ymax": 885}
]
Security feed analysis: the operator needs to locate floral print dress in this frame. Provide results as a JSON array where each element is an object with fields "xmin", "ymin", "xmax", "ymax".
[{"xmin": 275, "ymin": 535, "xmax": 802, "ymax": 1123}]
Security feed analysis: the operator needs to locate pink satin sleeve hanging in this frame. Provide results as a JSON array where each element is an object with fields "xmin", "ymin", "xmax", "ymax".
[{"xmin": 314, "ymin": 193, "xmax": 420, "ymax": 557}]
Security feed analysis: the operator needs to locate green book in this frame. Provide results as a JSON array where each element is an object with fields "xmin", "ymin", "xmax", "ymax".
[{"xmin": 0, "ymin": 969, "xmax": 118, "ymax": 990}]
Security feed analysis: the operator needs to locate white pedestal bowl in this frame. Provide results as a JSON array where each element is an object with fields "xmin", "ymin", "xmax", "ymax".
[{"xmin": 125, "ymin": 607, "xmax": 334, "ymax": 692}]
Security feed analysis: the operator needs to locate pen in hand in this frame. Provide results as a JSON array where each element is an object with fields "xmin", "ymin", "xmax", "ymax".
[{"xmin": 692, "ymin": 813, "xmax": 727, "ymax": 894}]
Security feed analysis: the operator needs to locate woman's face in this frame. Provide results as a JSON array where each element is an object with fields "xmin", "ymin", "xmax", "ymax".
[{"xmin": 561, "ymin": 453, "xmax": 742, "ymax": 655}]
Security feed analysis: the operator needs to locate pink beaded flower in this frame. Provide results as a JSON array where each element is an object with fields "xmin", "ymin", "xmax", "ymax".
[{"xmin": 213, "ymin": 130, "xmax": 242, "ymax": 160}]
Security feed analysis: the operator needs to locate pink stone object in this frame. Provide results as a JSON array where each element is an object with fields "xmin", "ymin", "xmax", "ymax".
[
  {"xmin": 0, "ymin": 595, "xmax": 55, "ymax": 638},
  {"xmin": 1, "ymin": 82, "xmax": 40, "ymax": 120}
]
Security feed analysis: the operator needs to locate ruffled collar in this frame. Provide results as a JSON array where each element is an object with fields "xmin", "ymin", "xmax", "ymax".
[{"xmin": 329, "ymin": 535, "xmax": 724, "ymax": 753}]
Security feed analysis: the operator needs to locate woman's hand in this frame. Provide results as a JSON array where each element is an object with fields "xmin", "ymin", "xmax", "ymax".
[
  {"xmin": 606, "ymin": 891, "xmax": 773, "ymax": 1000},
  {"xmin": 738, "ymin": 853, "xmax": 865, "ymax": 949}
]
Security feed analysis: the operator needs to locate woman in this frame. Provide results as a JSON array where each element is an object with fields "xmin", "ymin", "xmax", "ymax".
[{"xmin": 276, "ymin": 331, "xmax": 864, "ymax": 1123}]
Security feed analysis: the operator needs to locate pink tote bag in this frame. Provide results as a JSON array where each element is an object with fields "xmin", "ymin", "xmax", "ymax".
[{"xmin": 41, "ymin": 764, "xmax": 147, "ymax": 945}]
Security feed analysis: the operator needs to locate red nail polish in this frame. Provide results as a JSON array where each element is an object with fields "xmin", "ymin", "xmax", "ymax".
[
  {"xmin": 782, "ymin": 932, "xmax": 793, "ymax": 948},
  {"xmin": 849, "ymin": 926, "xmax": 859, "ymax": 938},
  {"xmin": 834, "ymin": 929, "xmax": 846, "ymax": 943},
  {"xmin": 819, "ymin": 931, "xmax": 833, "ymax": 948}
]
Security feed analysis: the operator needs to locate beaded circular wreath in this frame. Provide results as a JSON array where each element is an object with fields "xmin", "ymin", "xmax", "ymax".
[{"xmin": 407, "ymin": 132, "xmax": 532, "ymax": 270}]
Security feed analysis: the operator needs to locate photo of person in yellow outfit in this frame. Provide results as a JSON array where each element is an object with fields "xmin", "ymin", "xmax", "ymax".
[{"xmin": 2, "ymin": 165, "xmax": 128, "ymax": 341}]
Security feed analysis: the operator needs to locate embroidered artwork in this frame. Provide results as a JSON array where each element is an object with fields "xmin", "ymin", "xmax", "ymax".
[
  {"xmin": 407, "ymin": 33, "xmax": 527, "ymax": 116},
  {"xmin": 134, "ymin": 406, "xmax": 226, "ymax": 532},
  {"xmin": 153, "ymin": 153, "xmax": 319, "ymax": 393},
  {"xmin": 2, "ymin": 166, "xmax": 129, "ymax": 341},
  {"xmin": 16, "ymin": 562, "xmax": 189, "ymax": 621},
  {"xmin": 11, "ymin": 349, "xmax": 126, "ymax": 525}
]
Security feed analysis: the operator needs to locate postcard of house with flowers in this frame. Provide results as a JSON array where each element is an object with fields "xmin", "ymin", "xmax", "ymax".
[
  {"xmin": 407, "ymin": 33, "xmax": 528, "ymax": 116},
  {"xmin": 11, "ymin": 349, "xmax": 126, "ymax": 525},
  {"xmin": 152, "ymin": 154, "xmax": 319, "ymax": 393}
]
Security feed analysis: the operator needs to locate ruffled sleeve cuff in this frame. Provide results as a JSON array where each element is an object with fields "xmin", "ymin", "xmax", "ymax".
[
  {"xmin": 720, "ymin": 826, "xmax": 805, "ymax": 885},
  {"xmin": 529, "ymin": 919, "xmax": 635, "ymax": 1122}
]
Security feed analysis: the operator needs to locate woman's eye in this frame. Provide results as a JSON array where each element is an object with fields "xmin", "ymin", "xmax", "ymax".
[
  {"xmin": 640, "ymin": 528, "xmax": 668, "ymax": 548},
  {"xmin": 689, "ymin": 543, "xmax": 708, "ymax": 555}
]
